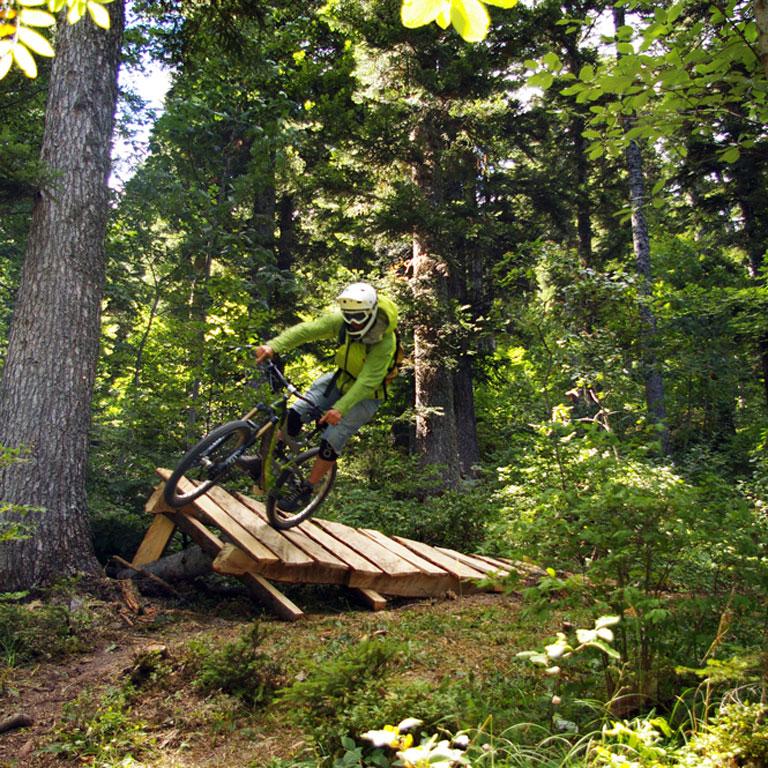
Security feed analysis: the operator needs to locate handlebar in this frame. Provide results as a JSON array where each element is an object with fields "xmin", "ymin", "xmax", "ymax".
[{"xmin": 258, "ymin": 358, "xmax": 323, "ymax": 419}]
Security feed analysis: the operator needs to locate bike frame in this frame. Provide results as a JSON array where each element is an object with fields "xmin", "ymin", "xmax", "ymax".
[{"xmin": 241, "ymin": 359, "xmax": 324, "ymax": 493}]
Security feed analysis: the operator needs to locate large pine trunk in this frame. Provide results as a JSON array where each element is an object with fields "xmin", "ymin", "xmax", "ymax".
[
  {"xmin": 0, "ymin": 4, "xmax": 124, "ymax": 590},
  {"xmin": 411, "ymin": 234, "xmax": 462, "ymax": 488},
  {"xmin": 409, "ymin": 118, "xmax": 462, "ymax": 490}
]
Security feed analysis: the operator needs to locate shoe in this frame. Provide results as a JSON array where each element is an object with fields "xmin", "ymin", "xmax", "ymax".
[
  {"xmin": 236, "ymin": 455, "xmax": 262, "ymax": 481},
  {"xmin": 276, "ymin": 480, "xmax": 314, "ymax": 513}
]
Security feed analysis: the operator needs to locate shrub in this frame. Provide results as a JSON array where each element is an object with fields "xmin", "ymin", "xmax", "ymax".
[
  {"xmin": 188, "ymin": 623, "xmax": 285, "ymax": 708},
  {"xmin": 278, "ymin": 638, "xmax": 411, "ymax": 758},
  {"xmin": 0, "ymin": 598, "xmax": 92, "ymax": 666}
]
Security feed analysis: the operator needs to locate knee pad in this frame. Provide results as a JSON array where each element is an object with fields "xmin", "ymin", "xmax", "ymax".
[
  {"xmin": 286, "ymin": 408, "xmax": 302, "ymax": 437},
  {"xmin": 319, "ymin": 439, "xmax": 338, "ymax": 462}
]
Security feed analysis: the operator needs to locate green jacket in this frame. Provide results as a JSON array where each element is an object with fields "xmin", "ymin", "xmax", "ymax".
[{"xmin": 267, "ymin": 294, "xmax": 398, "ymax": 415}]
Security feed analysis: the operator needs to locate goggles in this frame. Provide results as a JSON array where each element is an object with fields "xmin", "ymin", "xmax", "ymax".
[{"xmin": 342, "ymin": 310, "xmax": 370, "ymax": 324}]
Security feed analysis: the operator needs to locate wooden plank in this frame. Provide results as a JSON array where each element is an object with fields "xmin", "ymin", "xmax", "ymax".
[
  {"xmin": 393, "ymin": 536, "xmax": 488, "ymax": 580},
  {"xmin": 235, "ymin": 494, "xmax": 350, "ymax": 573},
  {"xmin": 169, "ymin": 516, "xmax": 302, "ymax": 620},
  {"xmin": 155, "ymin": 469, "xmax": 279, "ymax": 566},
  {"xmin": 171, "ymin": 512, "xmax": 224, "ymax": 555},
  {"xmin": 349, "ymin": 588, "xmax": 388, "ymax": 611},
  {"xmin": 145, "ymin": 483, "xmax": 172, "ymax": 514},
  {"xmin": 311, "ymin": 519, "xmax": 417, "ymax": 578},
  {"xmin": 236, "ymin": 572, "xmax": 304, "ymax": 621},
  {"xmin": 361, "ymin": 529, "xmax": 458, "ymax": 594},
  {"xmin": 213, "ymin": 541, "xmax": 348, "ymax": 586},
  {"xmin": 362, "ymin": 529, "xmax": 452, "ymax": 576},
  {"xmin": 205, "ymin": 485, "xmax": 314, "ymax": 567},
  {"xmin": 294, "ymin": 522, "xmax": 386, "ymax": 588},
  {"xmin": 213, "ymin": 543, "xmax": 267, "ymax": 576},
  {"xmin": 436, "ymin": 547, "xmax": 509, "ymax": 576},
  {"xmin": 471, "ymin": 554, "xmax": 514, "ymax": 574},
  {"xmin": 132, "ymin": 514, "xmax": 176, "ymax": 567}
]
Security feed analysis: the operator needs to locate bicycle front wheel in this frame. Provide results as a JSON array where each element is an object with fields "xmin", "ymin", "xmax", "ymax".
[
  {"xmin": 164, "ymin": 420, "xmax": 254, "ymax": 508},
  {"xmin": 266, "ymin": 446, "xmax": 336, "ymax": 529}
]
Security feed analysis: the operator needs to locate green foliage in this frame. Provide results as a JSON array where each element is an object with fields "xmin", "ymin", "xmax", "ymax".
[
  {"xmin": 187, "ymin": 623, "xmax": 285, "ymax": 708},
  {"xmin": 43, "ymin": 683, "xmax": 155, "ymax": 767},
  {"xmin": 0, "ymin": 596, "xmax": 92, "ymax": 666},
  {"xmin": 278, "ymin": 638, "xmax": 437, "ymax": 758},
  {"xmin": 681, "ymin": 702, "xmax": 768, "ymax": 768},
  {"xmin": 489, "ymin": 414, "xmax": 768, "ymax": 702}
]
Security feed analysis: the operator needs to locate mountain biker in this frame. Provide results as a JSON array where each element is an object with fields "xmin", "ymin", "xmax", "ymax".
[{"xmin": 253, "ymin": 282, "xmax": 399, "ymax": 513}]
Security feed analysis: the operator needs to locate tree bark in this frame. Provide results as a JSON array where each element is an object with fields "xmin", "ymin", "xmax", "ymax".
[
  {"xmin": 614, "ymin": 8, "xmax": 670, "ymax": 453},
  {"xmin": 732, "ymin": 148, "xmax": 768, "ymax": 408},
  {"xmin": 625, "ymin": 137, "xmax": 669, "ymax": 452},
  {"xmin": 0, "ymin": 3, "xmax": 125, "ymax": 590},
  {"xmin": 756, "ymin": 0, "xmax": 768, "ymax": 80},
  {"xmin": 411, "ymin": 233, "xmax": 461, "ymax": 487},
  {"xmin": 409, "ymin": 117, "xmax": 462, "ymax": 489}
]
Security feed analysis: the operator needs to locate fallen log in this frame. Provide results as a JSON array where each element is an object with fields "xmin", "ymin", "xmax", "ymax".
[
  {"xmin": 115, "ymin": 545, "xmax": 212, "ymax": 584},
  {"xmin": 0, "ymin": 714, "xmax": 33, "ymax": 734}
]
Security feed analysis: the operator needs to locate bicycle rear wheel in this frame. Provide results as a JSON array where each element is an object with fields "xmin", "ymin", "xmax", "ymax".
[
  {"xmin": 266, "ymin": 446, "xmax": 336, "ymax": 529},
  {"xmin": 164, "ymin": 420, "xmax": 254, "ymax": 508}
]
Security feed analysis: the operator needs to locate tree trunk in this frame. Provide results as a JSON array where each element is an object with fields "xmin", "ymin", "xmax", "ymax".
[
  {"xmin": 732, "ymin": 148, "xmax": 768, "ymax": 408},
  {"xmin": 411, "ymin": 233, "xmax": 461, "ymax": 488},
  {"xmin": 0, "ymin": 3, "xmax": 124, "ymax": 591},
  {"xmin": 614, "ymin": 8, "xmax": 670, "ymax": 453},
  {"xmin": 625, "ymin": 138, "xmax": 669, "ymax": 452},
  {"xmin": 409, "ymin": 118, "xmax": 462, "ymax": 489},
  {"xmin": 756, "ymin": 0, "xmax": 768, "ymax": 80}
]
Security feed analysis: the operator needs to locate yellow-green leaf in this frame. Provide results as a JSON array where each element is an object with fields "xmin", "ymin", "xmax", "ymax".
[
  {"xmin": 13, "ymin": 40, "xmax": 37, "ymax": 77},
  {"xmin": 401, "ymin": 0, "xmax": 447, "ymax": 28},
  {"xmin": 87, "ymin": 0, "xmax": 110, "ymax": 28},
  {"xmin": 67, "ymin": 1, "xmax": 83, "ymax": 23},
  {"xmin": 450, "ymin": 0, "xmax": 489, "ymax": 42},
  {"xmin": 18, "ymin": 8, "xmax": 55, "ymax": 26},
  {"xmin": 0, "ymin": 52, "xmax": 12, "ymax": 79},
  {"xmin": 17, "ymin": 25, "xmax": 53, "ymax": 55}
]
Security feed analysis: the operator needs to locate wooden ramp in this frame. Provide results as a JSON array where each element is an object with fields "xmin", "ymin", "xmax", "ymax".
[{"xmin": 132, "ymin": 469, "xmax": 516, "ymax": 621}]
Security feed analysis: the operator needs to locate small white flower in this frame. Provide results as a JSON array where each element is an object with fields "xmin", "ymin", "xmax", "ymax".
[
  {"xmin": 361, "ymin": 728, "xmax": 398, "ymax": 747},
  {"xmin": 397, "ymin": 717, "xmax": 424, "ymax": 731},
  {"xmin": 452, "ymin": 733, "xmax": 470, "ymax": 749}
]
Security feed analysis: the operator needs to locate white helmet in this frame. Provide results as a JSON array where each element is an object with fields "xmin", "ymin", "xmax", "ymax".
[{"xmin": 337, "ymin": 282, "xmax": 378, "ymax": 338}]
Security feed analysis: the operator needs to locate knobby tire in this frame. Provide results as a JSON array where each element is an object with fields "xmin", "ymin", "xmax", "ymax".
[
  {"xmin": 266, "ymin": 446, "xmax": 336, "ymax": 529},
  {"xmin": 164, "ymin": 420, "xmax": 254, "ymax": 508}
]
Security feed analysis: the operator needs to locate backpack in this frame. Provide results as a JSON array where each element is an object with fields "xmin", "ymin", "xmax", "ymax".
[
  {"xmin": 384, "ymin": 329, "xmax": 407, "ymax": 385},
  {"xmin": 336, "ymin": 325, "xmax": 407, "ymax": 391}
]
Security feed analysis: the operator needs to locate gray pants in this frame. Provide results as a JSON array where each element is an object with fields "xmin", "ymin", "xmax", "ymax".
[{"xmin": 290, "ymin": 371, "xmax": 381, "ymax": 455}]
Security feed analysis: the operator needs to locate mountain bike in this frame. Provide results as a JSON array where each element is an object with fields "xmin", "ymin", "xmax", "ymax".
[{"xmin": 163, "ymin": 358, "xmax": 336, "ymax": 530}]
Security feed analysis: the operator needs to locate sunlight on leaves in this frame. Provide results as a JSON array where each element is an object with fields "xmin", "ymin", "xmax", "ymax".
[
  {"xmin": 401, "ymin": 0, "xmax": 517, "ymax": 42},
  {"xmin": 0, "ymin": 0, "xmax": 111, "ymax": 80}
]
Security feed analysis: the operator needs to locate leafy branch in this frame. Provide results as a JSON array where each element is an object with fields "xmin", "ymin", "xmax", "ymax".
[{"xmin": 0, "ymin": 0, "xmax": 112, "ymax": 80}]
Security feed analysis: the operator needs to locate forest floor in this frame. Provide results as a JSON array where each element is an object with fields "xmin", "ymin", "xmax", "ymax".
[{"xmin": 0, "ymin": 580, "xmax": 551, "ymax": 768}]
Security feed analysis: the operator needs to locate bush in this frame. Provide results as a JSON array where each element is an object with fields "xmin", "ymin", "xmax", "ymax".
[
  {"xmin": 188, "ymin": 623, "xmax": 285, "ymax": 708},
  {"xmin": 0, "ymin": 598, "xmax": 92, "ymax": 666},
  {"xmin": 680, "ymin": 701, "xmax": 768, "ymax": 768},
  {"xmin": 278, "ymin": 638, "xmax": 413, "ymax": 758}
]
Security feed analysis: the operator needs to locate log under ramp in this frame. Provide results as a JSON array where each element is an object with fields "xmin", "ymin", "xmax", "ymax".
[{"xmin": 133, "ymin": 469, "xmax": 521, "ymax": 621}]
